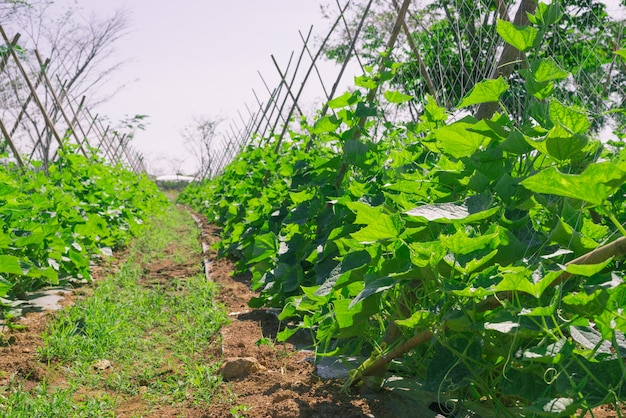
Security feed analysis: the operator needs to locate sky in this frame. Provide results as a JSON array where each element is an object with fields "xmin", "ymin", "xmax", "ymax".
[
  {"xmin": 43, "ymin": 0, "xmax": 626, "ymax": 175},
  {"xmin": 51, "ymin": 0, "xmax": 350, "ymax": 175}
]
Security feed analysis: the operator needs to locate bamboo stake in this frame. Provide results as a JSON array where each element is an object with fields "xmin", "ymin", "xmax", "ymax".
[
  {"xmin": 305, "ymin": 0, "xmax": 374, "ymax": 152},
  {"xmin": 0, "ymin": 117, "xmax": 25, "ymax": 168},
  {"xmin": 0, "ymin": 32, "xmax": 20, "ymax": 74},
  {"xmin": 0, "ymin": 26, "xmax": 65, "ymax": 153},
  {"xmin": 35, "ymin": 51, "xmax": 89, "ymax": 157}
]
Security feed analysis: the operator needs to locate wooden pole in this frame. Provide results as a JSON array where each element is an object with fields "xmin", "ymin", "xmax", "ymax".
[
  {"xmin": 305, "ymin": 0, "xmax": 373, "ymax": 152},
  {"xmin": 0, "ymin": 117, "xmax": 25, "ymax": 168},
  {"xmin": 0, "ymin": 26, "xmax": 65, "ymax": 154},
  {"xmin": 35, "ymin": 51, "xmax": 89, "ymax": 157}
]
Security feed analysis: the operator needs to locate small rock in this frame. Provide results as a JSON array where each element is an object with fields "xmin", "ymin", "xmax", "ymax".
[
  {"xmin": 93, "ymin": 359, "xmax": 112, "ymax": 370},
  {"xmin": 220, "ymin": 357, "xmax": 265, "ymax": 380}
]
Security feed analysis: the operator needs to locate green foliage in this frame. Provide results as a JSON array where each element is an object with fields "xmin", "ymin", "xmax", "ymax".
[
  {"xmin": 180, "ymin": 3, "xmax": 626, "ymax": 415},
  {"xmin": 0, "ymin": 147, "xmax": 167, "ymax": 302}
]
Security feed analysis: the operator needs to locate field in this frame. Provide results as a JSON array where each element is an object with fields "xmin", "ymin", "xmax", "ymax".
[{"xmin": 1, "ymin": 2, "xmax": 626, "ymax": 417}]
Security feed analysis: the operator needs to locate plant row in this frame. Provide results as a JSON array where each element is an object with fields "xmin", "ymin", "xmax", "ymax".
[
  {"xmin": 180, "ymin": 4, "xmax": 626, "ymax": 416},
  {"xmin": 0, "ymin": 145, "xmax": 168, "ymax": 303}
]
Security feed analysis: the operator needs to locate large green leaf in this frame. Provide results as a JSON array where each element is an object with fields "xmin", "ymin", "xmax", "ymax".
[
  {"xmin": 0, "ymin": 255, "xmax": 23, "ymax": 275},
  {"xmin": 457, "ymin": 77, "xmax": 509, "ymax": 109},
  {"xmin": 496, "ymin": 20, "xmax": 538, "ymax": 52},
  {"xmin": 520, "ymin": 162, "xmax": 626, "ymax": 206},
  {"xmin": 550, "ymin": 100, "xmax": 590, "ymax": 134},
  {"xmin": 247, "ymin": 233, "xmax": 277, "ymax": 263},
  {"xmin": 534, "ymin": 58, "xmax": 569, "ymax": 83},
  {"xmin": 350, "ymin": 215, "xmax": 402, "ymax": 242},
  {"xmin": 313, "ymin": 116, "xmax": 341, "ymax": 134},
  {"xmin": 345, "ymin": 201, "xmax": 384, "ymax": 225},
  {"xmin": 328, "ymin": 91, "xmax": 358, "ymax": 109},
  {"xmin": 384, "ymin": 89, "xmax": 413, "ymax": 104},
  {"xmin": 435, "ymin": 122, "xmax": 491, "ymax": 159},
  {"xmin": 544, "ymin": 127, "xmax": 588, "ymax": 162}
]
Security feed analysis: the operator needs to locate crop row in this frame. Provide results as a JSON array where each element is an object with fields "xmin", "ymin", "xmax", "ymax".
[
  {"xmin": 180, "ymin": 5, "xmax": 626, "ymax": 416},
  {"xmin": 0, "ymin": 145, "xmax": 167, "ymax": 303}
]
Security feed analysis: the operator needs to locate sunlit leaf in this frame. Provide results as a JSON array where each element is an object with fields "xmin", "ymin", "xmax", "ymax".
[
  {"xmin": 484, "ymin": 321, "xmax": 520, "ymax": 333},
  {"xmin": 404, "ymin": 195, "xmax": 496, "ymax": 223},
  {"xmin": 0, "ymin": 255, "xmax": 23, "ymax": 275},
  {"xmin": 550, "ymin": 100, "xmax": 590, "ymax": 134},
  {"xmin": 313, "ymin": 116, "xmax": 341, "ymax": 134},
  {"xmin": 384, "ymin": 90, "xmax": 413, "ymax": 104},
  {"xmin": 435, "ymin": 122, "xmax": 490, "ymax": 158},
  {"xmin": 525, "ymin": 397, "xmax": 577, "ymax": 416},
  {"xmin": 496, "ymin": 20, "xmax": 538, "ymax": 52},
  {"xmin": 457, "ymin": 77, "xmax": 509, "ymax": 109},
  {"xmin": 328, "ymin": 91, "xmax": 358, "ymax": 108},
  {"xmin": 561, "ymin": 258, "xmax": 613, "ymax": 277},
  {"xmin": 395, "ymin": 310, "xmax": 435, "ymax": 330},
  {"xmin": 534, "ymin": 58, "xmax": 569, "ymax": 82},
  {"xmin": 520, "ymin": 162, "xmax": 626, "ymax": 205}
]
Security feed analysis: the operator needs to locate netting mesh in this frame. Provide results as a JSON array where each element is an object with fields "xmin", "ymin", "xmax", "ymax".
[{"xmin": 383, "ymin": 0, "xmax": 625, "ymax": 131}]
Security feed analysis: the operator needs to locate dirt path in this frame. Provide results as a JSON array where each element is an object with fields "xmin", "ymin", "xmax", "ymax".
[{"xmin": 192, "ymin": 214, "xmax": 393, "ymax": 418}]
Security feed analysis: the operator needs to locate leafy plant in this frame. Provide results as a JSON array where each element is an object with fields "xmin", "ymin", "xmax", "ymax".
[
  {"xmin": 180, "ymin": 3, "xmax": 626, "ymax": 415},
  {"xmin": 0, "ymin": 145, "xmax": 167, "ymax": 304}
]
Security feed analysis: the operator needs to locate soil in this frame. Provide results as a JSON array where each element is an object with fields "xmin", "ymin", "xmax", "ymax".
[{"xmin": 0, "ymin": 208, "xmax": 624, "ymax": 418}]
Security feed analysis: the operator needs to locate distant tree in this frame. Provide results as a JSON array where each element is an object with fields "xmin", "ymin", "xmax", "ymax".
[
  {"xmin": 181, "ymin": 116, "xmax": 221, "ymax": 179},
  {"xmin": 0, "ymin": 1, "xmax": 131, "ymax": 166}
]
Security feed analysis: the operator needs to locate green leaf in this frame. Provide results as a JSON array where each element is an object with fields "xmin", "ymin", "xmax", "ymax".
[
  {"xmin": 550, "ymin": 100, "xmax": 590, "ymax": 134},
  {"xmin": 395, "ymin": 310, "xmax": 435, "ymax": 331},
  {"xmin": 496, "ymin": 270, "xmax": 536, "ymax": 296},
  {"xmin": 531, "ymin": 2, "xmax": 562, "ymax": 26},
  {"xmin": 422, "ymin": 94, "xmax": 447, "ymax": 122},
  {"xmin": 435, "ymin": 122, "xmax": 490, "ymax": 159},
  {"xmin": 313, "ymin": 116, "xmax": 341, "ymax": 134},
  {"xmin": 441, "ymin": 228, "xmax": 499, "ymax": 255},
  {"xmin": 333, "ymin": 298, "xmax": 378, "ymax": 338},
  {"xmin": 457, "ymin": 77, "xmax": 509, "ymax": 109},
  {"xmin": 315, "ymin": 250, "xmax": 371, "ymax": 296},
  {"xmin": 349, "ymin": 276, "xmax": 396, "ymax": 307},
  {"xmin": 544, "ymin": 128, "xmax": 588, "ymax": 162},
  {"xmin": 500, "ymin": 131, "xmax": 533, "ymax": 154},
  {"xmin": 520, "ymin": 162, "xmax": 626, "ymax": 206},
  {"xmin": 0, "ymin": 255, "xmax": 23, "ymax": 275},
  {"xmin": 615, "ymin": 49, "xmax": 626, "ymax": 61},
  {"xmin": 534, "ymin": 58, "xmax": 569, "ymax": 83},
  {"xmin": 384, "ymin": 89, "xmax": 413, "ymax": 104},
  {"xmin": 345, "ymin": 201, "xmax": 384, "ymax": 225},
  {"xmin": 0, "ymin": 277, "xmax": 12, "ymax": 297},
  {"xmin": 522, "ymin": 338, "xmax": 573, "ymax": 364},
  {"xmin": 350, "ymin": 214, "xmax": 402, "ymax": 242},
  {"xmin": 328, "ymin": 91, "xmax": 358, "ymax": 109},
  {"xmin": 354, "ymin": 75, "xmax": 377, "ymax": 89},
  {"xmin": 247, "ymin": 233, "xmax": 277, "ymax": 264},
  {"xmin": 289, "ymin": 189, "xmax": 315, "ymax": 205},
  {"xmin": 562, "ymin": 258, "xmax": 613, "ymax": 277},
  {"xmin": 496, "ymin": 20, "xmax": 538, "ymax": 52}
]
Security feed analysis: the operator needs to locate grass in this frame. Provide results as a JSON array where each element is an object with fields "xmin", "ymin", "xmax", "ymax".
[{"xmin": 0, "ymin": 205, "xmax": 228, "ymax": 417}]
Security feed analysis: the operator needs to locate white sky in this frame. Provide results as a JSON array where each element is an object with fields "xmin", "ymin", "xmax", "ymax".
[{"xmin": 56, "ymin": 0, "xmax": 349, "ymax": 175}]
